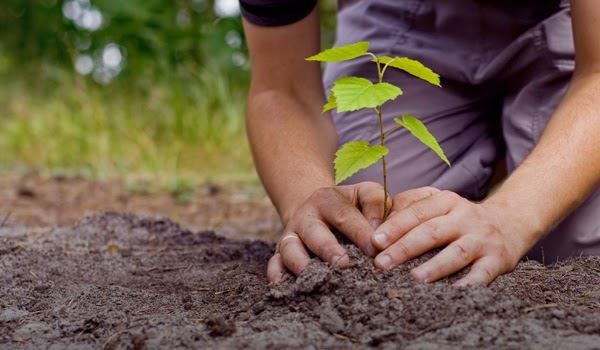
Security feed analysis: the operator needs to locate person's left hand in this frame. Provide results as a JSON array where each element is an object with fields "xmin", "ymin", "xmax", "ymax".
[{"xmin": 371, "ymin": 187, "xmax": 536, "ymax": 286}]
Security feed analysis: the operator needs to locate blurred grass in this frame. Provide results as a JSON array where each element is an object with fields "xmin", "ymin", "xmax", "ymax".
[
  {"xmin": 0, "ymin": 0, "xmax": 338, "ymax": 192},
  {"xmin": 0, "ymin": 55, "xmax": 257, "ymax": 189}
]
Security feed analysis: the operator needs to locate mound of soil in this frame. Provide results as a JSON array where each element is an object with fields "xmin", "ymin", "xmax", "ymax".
[{"xmin": 1, "ymin": 213, "xmax": 599, "ymax": 349}]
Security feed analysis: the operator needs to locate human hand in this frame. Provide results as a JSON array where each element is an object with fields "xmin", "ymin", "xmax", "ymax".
[
  {"xmin": 267, "ymin": 181, "xmax": 391, "ymax": 282},
  {"xmin": 371, "ymin": 187, "xmax": 535, "ymax": 286}
]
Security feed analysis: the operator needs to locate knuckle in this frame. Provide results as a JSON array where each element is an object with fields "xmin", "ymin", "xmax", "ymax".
[
  {"xmin": 476, "ymin": 264, "xmax": 494, "ymax": 282},
  {"xmin": 299, "ymin": 219, "xmax": 321, "ymax": 237},
  {"xmin": 361, "ymin": 181, "xmax": 382, "ymax": 190},
  {"xmin": 407, "ymin": 205, "xmax": 428, "ymax": 223},
  {"xmin": 495, "ymin": 247, "xmax": 515, "ymax": 269},
  {"xmin": 453, "ymin": 241, "xmax": 471, "ymax": 261},
  {"xmin": 489, "ymin": 241, "xmax": 506, "ymax": 256},
  {"xmin": 440, "ymin": 190, "xmax": 461, "ymax": 204},
  {"xmin": 423, "ymin": 221, "xmax": 443, "ymax": 242},
  {"xmin": 480, "ymin": 229, "xmax": 499, "ymax": 244},
  {"xmin": 279, "ymin": 237, "xmax": 297, "ymax": 253},
  {"xmin": 481, "ymin": 223, "xmax": 497, "ymax": 235},
  {"xmin": 331, "ymin": 205, "xmax": 355, "ymax": 226},
  {"xmin": 422, "ymin": 186, "xmax": 441, "ymax": 194},
  {"xmin": 393, "ymin": 241, "xmax": 411, "ymax": 260},
  {"xmin": 284, "ymin": 217, "xmax": 302, "ymax": 232}
]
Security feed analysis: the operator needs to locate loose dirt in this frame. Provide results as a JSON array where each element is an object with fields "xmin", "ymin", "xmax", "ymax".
[{"xmin": 1, "ymin": 213, "xmax": 599, "ymax": 349}]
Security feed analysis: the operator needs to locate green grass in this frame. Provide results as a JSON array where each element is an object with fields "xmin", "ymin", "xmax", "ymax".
[{"xmin": 0, "ymin": 59, "xmax": 257, "ymax": 189}]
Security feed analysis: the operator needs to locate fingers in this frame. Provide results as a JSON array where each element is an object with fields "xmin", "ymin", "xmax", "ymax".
[
  {"xmin": 298, "ymin": 220, "xmax": 349, "ymax": 267},
  {"xmin": 374, "ymin": 215, "xmax": 458, "ymax": 271},
  {"xmin": 410, "ymin": 236, "xmax": 481, "ymax": 283},
  {"xmin": 267, "ymin": 253, "xmax": 285, "ymax": 283},
  {"xmin": 372, "ymin": 190, "xmax": 459, "ymax": 250},
  {"xmin": 314, "ymin": 187, "xmax": 377, "ymax": 257},
  {"xmin": 278, "ymin": 233, "xmax": 311, "ymax": 276},
  {"xmin": 390, "ymin": 186, "xmax": 440, "ymax": 213},
  {"xmin": 345, "ymin": 181, "xmax": 391, "ymax": 229},
  {"xmin": 272, "ymin": 182, "xmax": 393, "ymax": 280},
  {"xmin": 454, "ymin": 257, "xmax": 503, "ymax": 286}
]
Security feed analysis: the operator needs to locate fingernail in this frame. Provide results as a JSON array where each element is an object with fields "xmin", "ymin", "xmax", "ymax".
[
  {"xmin": 373, "ymin": 232, "xmax": 388, "ymax": 247},
  {"xmin": 274, "ymin": 272, "xmax": 284, "ymax": 283},
  {"xmin": 375, "ymin": 254, "xmax": 393, "ymax": 270},
  {"xmin": 370, "ymin": 219, "xmax": 382, "ymax": 230},
  {"xmin": 331, "ymin": 253, "xmax": 349, "ymax": 268},
  {"xmin": 331, "ymin": 255, "xmax": 341, "ymax": 266},
  {"xmin": 412, "ymin": 268, "xmax": 428, "ymax": 282}
]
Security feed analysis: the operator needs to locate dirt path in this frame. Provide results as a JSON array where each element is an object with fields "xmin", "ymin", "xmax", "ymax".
[{"xmin": 1, "ymin": 213, "xmax": 599, "ymax": 349}]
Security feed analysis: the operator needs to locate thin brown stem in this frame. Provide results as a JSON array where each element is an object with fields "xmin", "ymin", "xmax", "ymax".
[
  {"xmin": 373, "ymin": 56, "xmax": 390, "ymax": 220},
  {"xmin": 376, "ymin": 106, "xmax": 389, "ymax": 220}
]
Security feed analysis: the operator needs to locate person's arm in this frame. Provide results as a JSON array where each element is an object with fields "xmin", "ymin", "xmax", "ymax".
[
  {"xmin": 368, "ymin": 0, "xmax": 600, "ymax": 285},
  {"xmin": 243, "ymin": 8, "xmax": 383, "ymax": 282},
  {"xmin": 244, "ymin": 9, "xmax": 334, "ymax": 224}
]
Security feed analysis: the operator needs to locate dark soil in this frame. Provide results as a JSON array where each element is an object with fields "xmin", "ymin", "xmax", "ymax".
[{"xmin": 1, "ymin": 213, "xmax": 599, "ymax": 349}]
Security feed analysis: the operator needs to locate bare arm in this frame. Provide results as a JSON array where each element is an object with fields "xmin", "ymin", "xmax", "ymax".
[
  {"xmin": 244, "ymin": 9, "xmax": 336, "ymax": 224},
  {"xmin": 484, "ymin": 0, "xmax": 600, "ymax": 236},
  {"xmin": 243, "ymin": 8, "xmax": 385, "ymax": 282},
  {"xmin": 369, "ymin": 0, "xmax": 600, "ymax": 285}
]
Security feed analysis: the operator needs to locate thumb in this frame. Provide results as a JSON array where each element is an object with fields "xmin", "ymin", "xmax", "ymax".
[{"xmin": 354, "ymin": 182, "xmax": 391, "ymax": 229}]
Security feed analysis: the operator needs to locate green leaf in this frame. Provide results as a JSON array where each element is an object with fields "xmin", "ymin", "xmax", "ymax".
[
  {"xmin": 306, "ymin": 41, "xmax": 369, "ymax": 62},
  {"xmin": 332, "ymin": 76, "xmax": 402, "ymax": 112},
  {"xmin": 334, "ymin": 141, "xmax": 389, "ymax": 184},
  {"xmin": 323, "ymin": 92, "xmax": 336, "ymax": 112},
  {"xmin": 377, "ymin": 56, "xmax": 441, "ymax": 87},
  {"xmin": 395, "ymin": 115, "xmax": 450, "ymax": 166}
]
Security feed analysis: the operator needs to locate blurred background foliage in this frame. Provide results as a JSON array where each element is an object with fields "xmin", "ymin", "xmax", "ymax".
[{"xmin": 0, "ymin": 0, "xmax": 336, "ymax": 188}]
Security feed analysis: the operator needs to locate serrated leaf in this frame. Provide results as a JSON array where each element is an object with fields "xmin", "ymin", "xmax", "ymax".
[
  {"xmin": 334, "ymin": 141, "xmax": 389, "ymax": 184},
  {"xmin": 323, "ymin": 92, "xmax": 336, "ymax": 112},
  {"xmin": 377, "ymin": 56, "xmax": 441, "ymax": 87},
  {"xmin": 395, "ymin": 115, "xmax": 450, "ymax": 166},
  {"xmin": 332, "ymin": 76, "xmax": 402, "ymax": 112},
  {"xmin": 306, "ymin": 41, "xmax": 369, "ymax": 62}
]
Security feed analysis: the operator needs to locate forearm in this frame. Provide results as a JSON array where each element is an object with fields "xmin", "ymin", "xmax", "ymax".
[
  {"xmin": 485, "ymin": 72, "xmax": 600, "ymax": 247},
  {"xmin": 247, "ymin": 91, "xmax": 338, "ymax": 224}
]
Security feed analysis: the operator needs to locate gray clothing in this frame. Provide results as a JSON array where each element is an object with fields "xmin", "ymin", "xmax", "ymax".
[{"xmin": 324, "ymin": 0, "xmax": 599, "ymax": 262}]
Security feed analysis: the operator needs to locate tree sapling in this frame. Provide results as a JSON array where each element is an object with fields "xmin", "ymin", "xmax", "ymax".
[{"xmin": 307, "ymin": 41, "xmax": 450, "ymax": 219}]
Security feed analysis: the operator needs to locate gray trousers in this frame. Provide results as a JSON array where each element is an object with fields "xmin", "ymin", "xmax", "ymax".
[{"xmin": 323, "ymin": 0, "xmax": 600, "ymax": 262}]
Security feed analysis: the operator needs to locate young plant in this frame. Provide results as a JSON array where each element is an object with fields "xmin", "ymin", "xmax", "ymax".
[{"xmin": 307, "ymin": 41, "xmax": 450, "ymax": 219}]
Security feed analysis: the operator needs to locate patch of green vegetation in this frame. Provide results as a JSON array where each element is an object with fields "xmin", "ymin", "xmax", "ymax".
[{"xmin": 0, "ymin": 61, "xmax": 257, "ymax": 188}]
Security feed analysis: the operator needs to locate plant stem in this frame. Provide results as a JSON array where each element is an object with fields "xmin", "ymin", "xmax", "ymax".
[
  {"xmin": 381, "ymin": 57, "xmax": 398, "ymax": 78},
  {"xmin": 376, "ymin": 106, "xmax": 390, "ymax": 220},
  {"xmin": 374, "ymin": 56, "xmax": 390, "ymax": 220}
]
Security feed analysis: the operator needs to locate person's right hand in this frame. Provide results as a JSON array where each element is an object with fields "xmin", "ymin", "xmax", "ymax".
[{"xmin": 267, "ymin": 181, "xmax": 391, "ymax": 282}]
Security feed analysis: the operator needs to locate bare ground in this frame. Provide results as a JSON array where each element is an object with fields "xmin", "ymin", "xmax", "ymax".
[
  {"xmin": 0, "ymin": 173, "xmax": 280, "ymax": 240},
  {"xmin": 1, "ymin": 211, "xmax": 599, "ymax": 349},
  {"xmin": 0, "ymin": 177, "xmax": 600, "ymax": 349}
]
